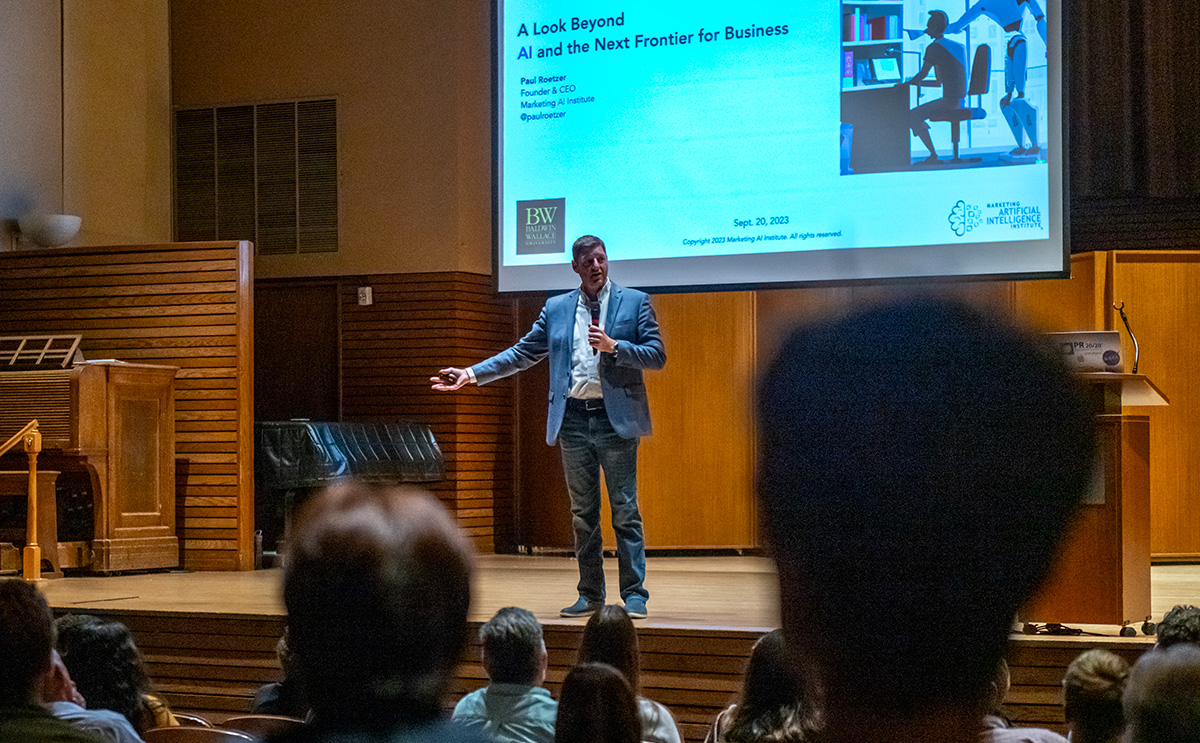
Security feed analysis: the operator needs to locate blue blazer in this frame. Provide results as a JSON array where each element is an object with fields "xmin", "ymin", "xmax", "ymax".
[{"xmin": 472, "ymin": 283, "xmax": 666, "ymax": 445}]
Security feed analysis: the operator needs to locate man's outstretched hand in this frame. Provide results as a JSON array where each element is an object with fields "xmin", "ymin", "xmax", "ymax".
[{"xmin": 431, "ymin": 367, "xmax": 470, "ymax": 391}]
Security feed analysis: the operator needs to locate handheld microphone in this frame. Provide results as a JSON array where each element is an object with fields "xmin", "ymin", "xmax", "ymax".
[{"xmin": 589, "ymin": 299, "xmax": 600, "ymax": 355}]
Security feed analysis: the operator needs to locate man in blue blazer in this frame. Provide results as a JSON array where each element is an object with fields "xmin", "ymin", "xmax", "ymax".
[{"xmin": 433, "ymin": 235, "xmax": 666, "ymax": 618}]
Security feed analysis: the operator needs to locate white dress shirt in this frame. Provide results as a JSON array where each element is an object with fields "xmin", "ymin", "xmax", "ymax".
[{"xmin": 568, "ymin": 280, "xmax": 610, "ymax": 400}]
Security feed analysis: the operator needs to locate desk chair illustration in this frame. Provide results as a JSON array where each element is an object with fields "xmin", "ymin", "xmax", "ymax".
[{"xmin": 930, "ymin": 44, "xmax": 990, "ymax": 162}]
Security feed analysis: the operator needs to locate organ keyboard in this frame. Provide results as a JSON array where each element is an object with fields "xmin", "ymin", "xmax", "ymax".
[{"xmin": 0, "ymin": 362, "xmax": 179, "ymax": 572}]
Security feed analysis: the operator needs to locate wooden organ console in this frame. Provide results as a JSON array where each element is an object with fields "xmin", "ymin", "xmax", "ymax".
[{"xmin": 0, "ymin": 362, "xmax": 179, "ymax": 573}]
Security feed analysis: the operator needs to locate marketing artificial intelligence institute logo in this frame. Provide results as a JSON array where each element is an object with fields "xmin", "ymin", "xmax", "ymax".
[
  {"xmin": 949, "ymin": 199, "xmax": 1045, "ymax": 237},
  {"xmin": 948, "ymin": 200, "xmax": 981, "ymax": 236},
  {"xmin": 516, "ymin": 198, "xmax": 566, "ymax": 255}
]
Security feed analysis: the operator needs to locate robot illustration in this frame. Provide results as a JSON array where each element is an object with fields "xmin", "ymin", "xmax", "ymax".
[{"xmin": 946, "ymin": 0, "xmax": 1046, "ymax": 156}]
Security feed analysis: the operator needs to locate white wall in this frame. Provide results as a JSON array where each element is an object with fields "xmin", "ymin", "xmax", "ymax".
[
  {"xmin": 171, "ymin": 0, "xmax": 493, "ymax": 278},
  {"xmin": 0, "ymin": 1, "xmax": 63, "ymax": 249},
  {"xmin": 63, "ymin": 0, "xmax": 172, "ymax": 245},
  {"xmin": 0, "ymin": 0, "xmax": 171, "ymax": 251}
]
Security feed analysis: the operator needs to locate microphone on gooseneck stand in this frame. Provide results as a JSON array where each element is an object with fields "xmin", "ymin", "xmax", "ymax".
[{"xmin": 589, "ymin": 298, "xmax": 600, "ymax": 356}]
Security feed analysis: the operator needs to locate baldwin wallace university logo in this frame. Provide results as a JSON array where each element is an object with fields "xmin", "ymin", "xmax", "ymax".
[{"xmin": 516, "ymin": 198, "xmax": 566, "ymax": 255}]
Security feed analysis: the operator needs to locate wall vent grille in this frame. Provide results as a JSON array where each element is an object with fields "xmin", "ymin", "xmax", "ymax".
[{"xmin": 174, "ymin": 99, "xmax": 338, "ymax": 255}]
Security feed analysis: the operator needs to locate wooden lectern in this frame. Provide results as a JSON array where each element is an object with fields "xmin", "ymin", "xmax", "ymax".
[{"xmin": 1022, "ymin": 373, "xmax": 1166, "ymax": 628}]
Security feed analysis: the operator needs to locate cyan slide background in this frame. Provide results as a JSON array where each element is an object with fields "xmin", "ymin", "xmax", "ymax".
[{"xmin": 498, "ymin": 1, "xmax": 1054, "ymax": 286}]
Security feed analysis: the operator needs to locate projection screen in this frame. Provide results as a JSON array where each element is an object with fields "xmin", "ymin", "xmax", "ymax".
[{"xmin": 495, "ymin": 0, "xmax": 1065, "ymax": 292}]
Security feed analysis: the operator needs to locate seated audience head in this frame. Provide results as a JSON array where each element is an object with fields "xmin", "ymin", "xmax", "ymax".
[
  {"xmin": 481, "ymin": 607, "xmax": 548, "ymax": 686},
  {"xmin": 283, "ymin": 484, "xmax": 473, "ymax": 728},
  {"xmin": 55, "ymin": 613, "xmax": 155, "ymax": 730},
  {"xmin": 757, "ymin": 297, "xmax": 1096, "ymax": 719},
  {"xmin": 251, "ymin": 627, "xmax": 311, "ymax": 719},
  {"xmin": 554, "ymin": 662, "xmax": 640, "ymax": 743},
  {"xmin": 1123, "ymin": 643, "xmax": 1200, "ymax": 743},
  {"xmin": 41, "ymin": 650, "xmax": 82, "ymax": 707},
  {"xmin": 276, "ymin": 628, "xmax": 297, "ymax": 680},
  {"xmin": 1062, "ymin": 649, "xmax": 1129, "ymax": 743},
  {"xmin": 986, "ymin": 659, "xmax": 1011, "ymax": 716},
  {"xmin": 1155, "ymin": 605, "xmax": 1200, "ymax": 649},
  {"xmin": 577, "ymin": 605, "xmax": 640, "ymax": 692},
  {"xmin": 0, "ymin": 577, "xmax": 55, "ymax": 704},
  {"xmin": 724, "ymin": 629, "xmax": 822, "ymax": 742}
]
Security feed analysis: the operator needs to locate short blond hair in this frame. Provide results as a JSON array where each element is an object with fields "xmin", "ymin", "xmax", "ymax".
[{"xmin": 1063, "ymin": 649, "xmax": 1128, "ymax": 741}]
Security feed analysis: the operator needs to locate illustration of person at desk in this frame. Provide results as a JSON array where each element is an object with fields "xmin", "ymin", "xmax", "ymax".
[
  {"xmin": 897, "ymin": 10, "xmax": 966, "ymax": 164},
  {"xmin": 946, "ymin": 0, "xmax": 1046, "ymax": 156}
]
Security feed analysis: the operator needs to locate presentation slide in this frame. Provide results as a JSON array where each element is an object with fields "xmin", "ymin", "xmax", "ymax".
[{"xmin": 496, "ymin": 0, "xmax": 1064, "ymax": 292}]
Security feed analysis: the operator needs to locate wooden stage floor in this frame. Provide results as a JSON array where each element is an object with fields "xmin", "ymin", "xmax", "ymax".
[
  {"xmin": 34, "ymin": 557, "xmax": 1200, "ymax": 738},
  {"xmin": 40, "ymin": 555, "xmax": 1200, "ymax": 630},
  {"xmin": 42, "ymin": 554, "xmax": 781, "ymax": 630}
]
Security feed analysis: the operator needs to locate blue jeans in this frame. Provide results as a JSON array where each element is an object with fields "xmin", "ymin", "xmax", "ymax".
[{"xmin": 558, "ymin": 404, "xmax": 648, "ymax": 603}]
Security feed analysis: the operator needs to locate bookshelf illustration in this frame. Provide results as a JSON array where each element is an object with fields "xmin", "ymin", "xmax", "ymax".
[{"xmin": 842, "ymin": 1, "xmax": 905, "ymax": 90}]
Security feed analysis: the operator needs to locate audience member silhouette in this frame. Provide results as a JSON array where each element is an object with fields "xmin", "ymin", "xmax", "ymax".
[
  {"xmin": 281, "ymin": 484, "xmax": 484, "ymax": 742},
  {"xmin": 980, "ymin": 659, "xmax": 1065, "ymax": 742},
  {"xmin": 55, "ymin": 614, "xmax": 176, "ymax": 734},
  {"xmin": 1122, "ymin": 643, "xmax": 1200, "ymax": 743},
  {"xmin": 0, "ymin": 577, "xmax": 100, "ymax": 743},
  {"xmin": 554, "ymin": 663, "xmax": 641, "ymax": 743},
  {"xmin": 1155, "ymin": 604, "xmax": 1200, "ymax": 649},
  {"xmin": 251, "ymin": 629, "xmax": 310, "ymax": 720},
  {"xmin": 1061, "ymin": 649, "xmax": 1128, "ymax": 743},
  {"xmin": 756, "ymin": 296, "xmax": 1096, "ymax": 743},
  {"xmin": 453, "ymin": 607, "xmax": 557, "ymax": 743},
  {"xmin": 42, "ymin": 650, "xmax": 144, "ymax": 743},
  {"xmin": 704, "ymin": 629, "xmax": 822, "ymax": 743},
  {"xmin": 576, "ymin": 605, "xmax": 681, "ymax": 743}
]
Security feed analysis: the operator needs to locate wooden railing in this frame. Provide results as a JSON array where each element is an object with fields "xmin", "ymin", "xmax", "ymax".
[{"xmin": 0, "ymin": 419, "xmax": 43, "ymax": 581}]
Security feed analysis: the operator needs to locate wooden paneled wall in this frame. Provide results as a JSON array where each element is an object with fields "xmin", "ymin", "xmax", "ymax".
[
  {"xmin": 639, "ymin": 292, "xmax": 757, "ymax": 549},
  {"xmin": 1016, "ymin": 251, "xmax": 1200, "ymax": 560},
  {"xmin": 507, "ymin": 265, "xmax": 1199, "ymax": 561},
  {"xmin": 511, "ymin": 282, "xmax": 1018, "ymax": 552},
  {"xmin": 326, "ymin": 258, "xmax": 1199, "ymax": 562},
  {"xmin": 338, "ymin": 272, "xmax": 515, "ymax": 552},
  {"xmin": 512, "ymin": 291, "xmax": 759, "ymax": 552},
  {"xmin": 0, "ymin": 242, "xmax": 254, "ymax": 570}
]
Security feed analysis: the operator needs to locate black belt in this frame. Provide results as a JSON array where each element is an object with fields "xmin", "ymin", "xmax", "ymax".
[{"xmin": 566, "ymin": 397, "xmax": 605, "ymax": 413}]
